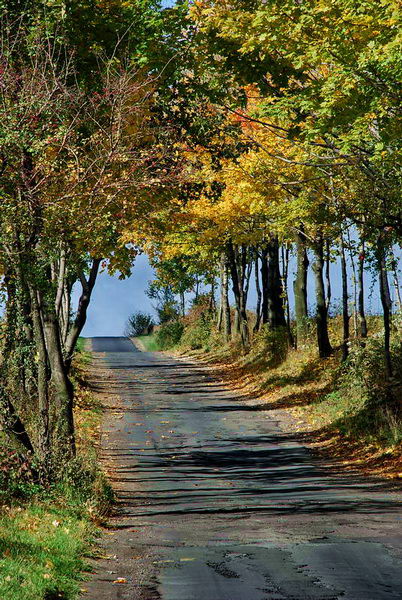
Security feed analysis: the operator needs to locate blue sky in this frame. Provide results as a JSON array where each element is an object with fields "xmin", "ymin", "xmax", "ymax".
[{"xmin": 75, "ymin": 254, "xmax": 156, "ymax": 337}]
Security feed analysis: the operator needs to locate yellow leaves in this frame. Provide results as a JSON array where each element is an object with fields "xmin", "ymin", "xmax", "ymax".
[
  {"xmin": 112, "ymin": 577, "xmax": 128, "ymax": 584},
  {"xmin": 152, "ymin": 97, "xmax": 320, "ymax": 257}
]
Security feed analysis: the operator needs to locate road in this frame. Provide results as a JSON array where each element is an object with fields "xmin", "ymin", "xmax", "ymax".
[{"xmin": 82, "ymin": 337, "xmax": 401, "ymax": 600}]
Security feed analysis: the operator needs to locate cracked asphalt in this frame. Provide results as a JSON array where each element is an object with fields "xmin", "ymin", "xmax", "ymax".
[{"xmin": 81, "ymin": 337, "xmax": 402, "ymax": 600}]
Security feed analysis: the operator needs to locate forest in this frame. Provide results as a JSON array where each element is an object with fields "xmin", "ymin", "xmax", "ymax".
[{"xmin": 0, "ymin": 1, "xmax": 401, "ymax": 598}]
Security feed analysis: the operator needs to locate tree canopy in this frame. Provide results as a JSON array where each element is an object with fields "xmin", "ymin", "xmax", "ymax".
[{"xmin": 1, "ymin": 0, "xmax": 401, "ymax": 471}]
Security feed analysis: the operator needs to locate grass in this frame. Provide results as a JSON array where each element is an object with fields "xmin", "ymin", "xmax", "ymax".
[
  {"xmin": 75, "ymin": 338, "xmax": 92, "ymax": 365},
  {"xmin": 136, "ymin": 333, "xmax": 161, "ymax": 352},
  {"xmin": 75, "ymin": 337, "xmax": 86, "ymax": 353},
  {"xmin": 0, "ymin": 342, "xmax": 111, "ymax": 600},
  {"xmin": 0, "ymin": 504, "xmax": 95, "ymax": 600}
]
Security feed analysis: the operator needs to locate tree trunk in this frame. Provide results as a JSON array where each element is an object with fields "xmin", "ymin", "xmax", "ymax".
[
  {"xmin": 260, "ymin": 245, "xmax": 269, "ymax": 326},
  {"xmin": 313, "ymin": 237, "xmax": 333, "ymax": 358},
  {"xmin": 346, "ymin": 228, "xmax": 358, "ymax": 339},
  {"xmin": 209, "ymin": 277, "xmax": 216, "ymax": 312},
  {"xmin": 281, "ymin": 244, "xmax": 294, "ymax": 346},
  {"xmin": 263, "ymin": 236, "xmax": 287, "ymax": 329},
  {"xmin": 55, "ymin": 248, "xmax": 67, "ymax": 316},
  {"xmin": 218, "ymin": 252, "xmax": 231, "ymax": 341},
  {"xmin": 29, "ymin": 286, "xmax": 51, "ymax": 460},
  {"xmin": 253, "ymin": 249, "xmax": 262, "ymax": 333},
  {"xmin": 217, "ymin": 255, "xmax": 224, "ymax": 330},
  {"xmin": 223, "ymin": 256, "xmax": 231, "ymax": 342},
  {"xmin": 325, "ymin": 239, "xmax": 332, "ymax": 311},
  {"xmin": 390, "ymin": 251, "xmax": 402, "ymax": 312},
  {"xmin": 0, "ymin": 386, "xmax": 34, "ymax": 453},
  {"xmin": 64, "ymin": 258, "xmax": 100, "ymax": 370},
  {"xmin": 293, "ymin": 231, "xmax": 309, "ymax": 347},
  {"xmin": 358, "ymin": 240, "xmax": 368, "ymax": 339},
  {"xmin": 60, "ymin": 280, "xmax": 71, "ymax": 347},
  {"xmin": 227, "ymin": 241, "xmax": 249, "ymax": 348},
  {"xmin": 42, "ymin": 303, "xmax": 76, "ymax": 460},
  {"xmin": 377, "ymin": 241, "xmax": 393, "ymax": 379},
  {"xmin": 243, "ymin": 246, "xmax": 253, "ymax": 308},
  {"xmin": 340, "ymin": 234, "xmax": 349, "ymax": 361}
]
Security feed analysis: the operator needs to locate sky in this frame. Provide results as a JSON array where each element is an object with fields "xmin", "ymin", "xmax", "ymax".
[{"xmin": 75, "ymin": 254, "xmax": 156, "ymax": 337}]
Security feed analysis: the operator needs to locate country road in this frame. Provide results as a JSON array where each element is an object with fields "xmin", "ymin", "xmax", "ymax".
[{"xmin": 82, "ymin": 337, "xmax": 402, "ymax": 600}]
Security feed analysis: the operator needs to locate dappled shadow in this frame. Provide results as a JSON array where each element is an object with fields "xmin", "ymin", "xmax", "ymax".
[
  {"xmin": 90, "ymin": 342, "xmax": 401, "ymax": 527},
  {"xmin": 259, "ymin": 355, "xmax": 332, "ymax": 391},
  {"xmin": 264, "ymin": 385, "xmax": 333, "ymax": 410},
  {"xmin": 105, "ymin": 425, "xmax": 400, "ymax": 521},
  {"xmin": 0, "ymin": 536, "xmax": 39, "ymax": 558},
  {"xmin": 298, "ymin": 415, "xmax": 402, "ymax": 479},
  {"xmin": 113, "ymin": 497, "xmax": 402, "ymax": 519}
]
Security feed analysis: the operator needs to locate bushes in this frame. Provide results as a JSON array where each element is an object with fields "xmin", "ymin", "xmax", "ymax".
[
  {"xmin": 155, "ymin": 321, "xmax": 184, "ymax": 350},
  {"xmin": 124, "ymin": 311, "xmax": 154, "ymax": 337},
  {"xmin": 181, "ymin": 313, "xmax": 212, "ymax": 350},
  {"xmin": 0, "ymin": 449, "xmax": 40, "ymax": 501},
  {"xmin": 154, "ymin": 296, "xmax": 214, "ymax": 351},
  {"xmin": 337, "ymin": 337, "xmax": 402, "ymax": 408},
  {"xmin": 317, "ymin": 337, "xmax": 402, "ymax": 445},
  {"xmin": 178, "ymin": 295, "xmax": 214, "ymax": 351},
  {"xmin": 250, "ymin": 325, "xmax": 290, "ymax": 367}
]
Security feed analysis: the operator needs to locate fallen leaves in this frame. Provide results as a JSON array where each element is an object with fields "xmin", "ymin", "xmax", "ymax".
[{"xmin": 112, "ymin": 577, "xmax": 128, "ymax": 584}]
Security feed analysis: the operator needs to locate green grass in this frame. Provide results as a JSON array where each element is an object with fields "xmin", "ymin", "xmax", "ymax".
[
  {"xmin": 0, "ymin": 504, "xmax": 95, "ymax": 600},
  {"xmin": 75, "ymin": 338, "xmax": 92, "ymax": 365},
  {"xmin": 137, "ymin": 334, "xmax": 161, "ymax": 352},
  {"xmin": 75, "ymin": 337, "xmax": 86, "ymax": 353}
]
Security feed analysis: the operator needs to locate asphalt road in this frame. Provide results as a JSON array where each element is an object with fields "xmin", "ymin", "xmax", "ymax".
[{"xmin": 83, "ymin": 337, "xmax": 402, "ymax": 600}]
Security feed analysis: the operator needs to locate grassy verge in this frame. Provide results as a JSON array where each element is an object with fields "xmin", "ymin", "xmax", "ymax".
[
  {"xmin": 0, "ymin": 504, "xmax": 94, "ymax": 600},
  {"xmin": 75, "ymin": 337, "xmax": 87, "ymax": 354},
  {"xmin": 136, "ymin": 333, "xmax": 161, "ymax": 352},
  {"xmin": 170, "ymin": 311, "xmax": 402, "ymax": 478},
  {"xmin": 0, "ymin": 340, "xmax": 111, "ymax": 600}
]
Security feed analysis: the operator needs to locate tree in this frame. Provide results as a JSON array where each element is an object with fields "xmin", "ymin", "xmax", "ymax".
[
  {"xmin": 0, "ymin": 14, "xmax": 178, "ymax": 471},
  {"xmin": 146, "ymin": 281, "xmax": 180, "ymax": 324},
  {"xmin": 125, "ymin": 311, "xmax": 154, "ymax": 337}
]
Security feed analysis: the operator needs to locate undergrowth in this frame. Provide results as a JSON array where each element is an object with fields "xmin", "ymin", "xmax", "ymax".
[
  {"xmin": 155, "ymin": 320, "xmax": 184, "ymax": 350},
  {"xmin": 136, "ymin": 334, "xmax": 161, "ymax": 352},
  {"xmin": 170, "ymin": 308, "xmax": 402, "ymax": 465}
]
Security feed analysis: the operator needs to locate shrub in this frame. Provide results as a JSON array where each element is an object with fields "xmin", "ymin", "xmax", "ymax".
[
  {"xmin": 155, "ymin": 321, "xmax": 184, "ymax": 350},
  {"xmin": 55, "ymin": 457, "xmax": 114, "ymax": 519},
  {"xmin": 0, "ymin": 449, "xmax": 41, "ymax": 501},
  {"xmin": 181, "ymin": 313, "xmax": 212, "ymax": 350},
  {"xmin": 338, "ymin": 337, "xmax": 402, "ymax": 407},
  {"xmin": 124, "ymin": 311, "xmax": 154, "ymax": 337},
  {"xmin": 321, "ymin": 336, "xmax": 402, "ymax": 445},
  {"xmin": 251, "ymin": 325, "xmax": 289, "ymax": 367},
  {"xmin": 157, "ymin": 300, "xmax": 181, "ymax": 325}
]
